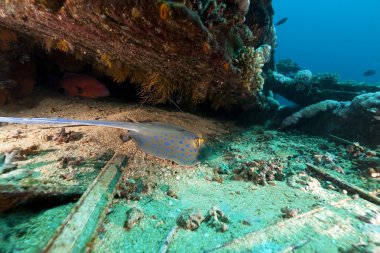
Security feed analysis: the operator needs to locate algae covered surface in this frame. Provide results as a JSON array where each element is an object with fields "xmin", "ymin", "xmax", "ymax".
[{"xmin": 0, "ymin": 92, "xmax": 379, "ymax": 252}]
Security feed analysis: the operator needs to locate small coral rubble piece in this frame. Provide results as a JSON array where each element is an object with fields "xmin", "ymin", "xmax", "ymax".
[
  {"xmin": 176, "ymin": 208, "xmax": 205, "ymax": 231},
  {"xmin": 124, "ymin": 207, "xmax": 144, "ymax": 230},
  {"xmin": 47, "ymin": 127, "xmax": 83, "ymax": 143},
  {"xmin": 280, "ymin": 206, "xmax": 300, "ymax": 218},
  {"xmin": 205, "ymin": 206, "xmax": 229, "ymax": 232},
  {"xmin": 233, "ymin": 157, "xmax": 285, "ymax": 185},
  {"xmin": 286, "ymin": 173, "xmax": 321, "ymax": 191},
  {"xmin": 58, "ymin": 155, "xmax": 84, "ymax": 169}
]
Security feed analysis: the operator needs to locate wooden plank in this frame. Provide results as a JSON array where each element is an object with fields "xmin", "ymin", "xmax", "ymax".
[
  {"xmin": 42, "ymin": 154, "xmax": 127, "ymax": 253},
  {"xmin": 306, "ymin": 163, "xmax": 380, "ymax": 205}
]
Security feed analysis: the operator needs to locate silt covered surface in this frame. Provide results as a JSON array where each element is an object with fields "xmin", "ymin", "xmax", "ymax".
[{"xmin": 0, "ymin": 92, "xmax": 379, "ymax": 252}]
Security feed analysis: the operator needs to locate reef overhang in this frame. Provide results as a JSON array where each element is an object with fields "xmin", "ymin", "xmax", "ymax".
[{"xmin": 0, "ymin": 0, "xmax": 276, "ymax": 109}]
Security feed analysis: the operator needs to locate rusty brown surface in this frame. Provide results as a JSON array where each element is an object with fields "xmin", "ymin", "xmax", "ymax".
[{"xmin": 0, "ymin": 0, "xmax": 275, "ymax": 109}]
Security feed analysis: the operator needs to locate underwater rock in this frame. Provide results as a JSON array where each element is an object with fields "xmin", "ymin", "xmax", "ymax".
[{"xmin": 0, "ymin": 0, "xmax": 276, "ymax": 109}]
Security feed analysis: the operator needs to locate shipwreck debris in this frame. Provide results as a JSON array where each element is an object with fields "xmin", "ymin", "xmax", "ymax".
[
  {"xmin": 42, "ymin": 154, "xmax": 127, "ymax": 253},
  {"xmin": 0, "ymin": 0, "xmax": 276, "ymax": 109},
  {"xmin": 306, "ymin": 163, "xmax": 380, "ymax": 205},
  {"xmin": 0, "ymin": 181, "xmax": 84, "ymax": 212}
]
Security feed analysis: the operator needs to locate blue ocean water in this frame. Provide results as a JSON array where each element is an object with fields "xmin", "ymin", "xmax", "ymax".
[{"xmin": 273, "ymin": 0, "xmax": 380, "ymax": 84}]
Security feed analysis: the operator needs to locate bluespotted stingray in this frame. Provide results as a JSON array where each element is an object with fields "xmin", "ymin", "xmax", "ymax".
[{"xmin": 0, "ymin": 117, "xmax": 205, "ymax": 166}]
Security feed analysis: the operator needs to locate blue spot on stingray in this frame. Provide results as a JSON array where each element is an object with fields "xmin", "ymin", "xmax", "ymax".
[
  {"xmin": 159, "ymin": 136, "xmax": 163, "ymax": 138},
  {"xmin": 181, "ymin": 148, "xmax": 185, "ymax": 151},
  {"xmin": 185, "ymin": 144, "xmax": 190, "ymax": 148},
  {"xmin": 189, "ymin": 149, "xmax": 192, "ymax": 153},
  {"xmin": 154, "ymin": 136, "xmax": 158, "ymax": 139},
  {"xmin": 179, "ymin": 141, "xmax": 183, "ymax": 144},
  {"xmin": 193, "ymin": 148, "xmax": 197, "ymax": 152},
  {"xmin": 165, "ymin": 142, "xmax": 170, "ymax": 146},
  {"xmin": 187, "ymin": 136, "xmax": 191, "ymax": 140},
  {"xmin": 152, "ymin": 143, "xmax": 157, "ymax": 147},
  {"xmin": 171, "ymin": 140, "xmax": 174, "ymax": 143},
  {"xmin": 181, "ymin": 153, "xmax": 185, "ymax": 156},
  {"xmin": 166, "ymin": 149, "xmax": 170, "ymax": 152}
]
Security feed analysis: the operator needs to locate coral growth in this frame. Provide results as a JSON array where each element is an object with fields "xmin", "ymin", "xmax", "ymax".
[
  {"xmin": 55, "ymin": 39, "xmax": 72, "ymax": 53},
  {"xmin": 139, "ymin": 72, "xmax": 177, "ymax": 104},
  {"xmin": 293, "ymin": 70, "xmax": 313, "ymax": 86},
  {"xmin": 105, "ymin": 62, "xmax": 130, "ymax": 83},
  {"xmin": 275, "ymin": 59, "xmax": 300, "ymax": 76},
  {"xmin": 338, "ymin": 91, "xmax": 380, "ymax": 117},
  {"xmin": 0, "ymin": 0, "xmax": 276, "ymax": 108},
  {"xmin": 233, "ymin": 44, "xmax": 271, "ymax": 93},
  {"xmin": 312, "ymin": 72, "xmax": 340, "ymax": 87},
  {"xmin": 281, "ymin": 100, "xmax": 347, "ymax": 128},
  {"xmin": 99, "ymin": 53, "xmax": 112, "ymax": 69},
  {"xmin": 280, "ymin": 92, "xmax": 380, "ymax": 147},
  {"xmin": 43, "ymin": 36, "xmax": 54, "ymax": 52},
  {"xmin": 159, "ymin": 2, "xmax": 171, "ymax": 20}
]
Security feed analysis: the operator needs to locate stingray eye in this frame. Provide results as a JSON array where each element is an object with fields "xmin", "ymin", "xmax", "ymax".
[{"xmin": 195, "ymin": 137, "xmax": 204, "ymax": 147}]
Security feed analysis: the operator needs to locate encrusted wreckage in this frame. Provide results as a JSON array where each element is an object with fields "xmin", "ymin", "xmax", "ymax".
[{"xmin": 0, "ymin": 0, "xmax": 276, "ymax": 109}]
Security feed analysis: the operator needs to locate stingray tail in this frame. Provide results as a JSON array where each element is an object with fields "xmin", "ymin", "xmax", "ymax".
[{"xmin": 0, "ymin": 117, "xmax": 140, "ymax": 131}]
